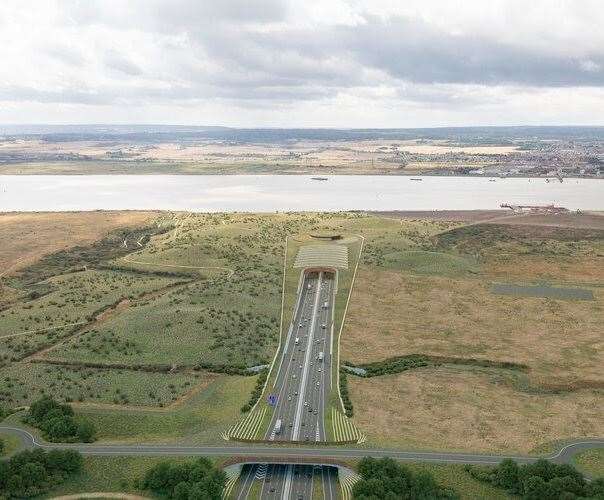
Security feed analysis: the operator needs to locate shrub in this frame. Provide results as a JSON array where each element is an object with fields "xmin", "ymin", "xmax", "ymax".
[
  {"xmin": 241, "ymin": 369, "xmax": 268, "ymax": 413},
  {"xmin": 23, "ymin": 396, "xmax": 96, "ymax": 443},
  {"xmin": 339, "ymin": 369, "xmax": 353, "ymax": 417}
]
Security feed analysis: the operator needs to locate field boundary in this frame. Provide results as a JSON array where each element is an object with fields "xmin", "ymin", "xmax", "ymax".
[
  {"xmin": 121, "ymin": 255, "xmax": 234, "ymax": 278},
  {"xmin": 335, "ymin": 234, "xmax": 365, "ymax": 414}
]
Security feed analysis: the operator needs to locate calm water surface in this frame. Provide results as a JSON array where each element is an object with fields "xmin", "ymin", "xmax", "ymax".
[{"xmin": 0, "ymin": 175, "xmax": 601, "ymax": 212}]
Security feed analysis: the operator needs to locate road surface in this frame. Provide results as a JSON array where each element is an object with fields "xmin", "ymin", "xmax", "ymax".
[
  {"xmin": 245, "ymin": 269, "xmax": 335, "ymax": 498},
  {"xmin": 1, "ymin": 426, "xmax": 602, "ymax": 466},
  {"xmin": 232, "ymin": 463, "xmax": 338, "ymax": 500},
  {"xmin": 266, "ymin": 270, "xmax": 334, "ymax": 445}
]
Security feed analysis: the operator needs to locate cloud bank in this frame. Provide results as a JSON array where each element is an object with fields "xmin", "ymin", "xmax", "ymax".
[{"xmin": 1, "ymin": 0, "xmax": 603, "ymax": 126}]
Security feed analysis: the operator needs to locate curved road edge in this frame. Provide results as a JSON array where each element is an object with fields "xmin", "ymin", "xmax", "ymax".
[{"xmin": 1, "ymin": 426, "xmax": 603, "ymax": 467}]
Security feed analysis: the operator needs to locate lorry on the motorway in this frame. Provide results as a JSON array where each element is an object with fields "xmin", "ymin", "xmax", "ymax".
[
  {"xmin": 323, "ymin": 301, "xmax": 329, "ymax": 309},
  {"xmin": 318, "ymin": 351, "xmax": 324, "ymax": 361},
  {"xmin": 295, "ymin": 337, "xmax": 300, "ymax": 345},
  {"xmin": 275, "ymin": 419, "xmax": 282, "ymax": 434}
]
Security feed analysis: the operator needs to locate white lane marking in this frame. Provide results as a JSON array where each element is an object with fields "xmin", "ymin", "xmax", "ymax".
[
  {"xmin": 267, "ymin": 275, "xmax": 314, "ymax": 439},
  {"xmin": 293, "ymin": 272, "xmax": 322, "ymax": 440},
  {"xmin": 236, "ymin": 465, "xmax": 256, "ymax": 500},
  {"xmin": 282, "ymin": 464, "xmax": 293, "ymax": 500},
  {"xmin": 273, "ymin": 324, "xmax": 293, "ymax": 387}
]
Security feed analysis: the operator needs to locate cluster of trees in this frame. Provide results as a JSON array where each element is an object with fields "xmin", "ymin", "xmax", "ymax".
[
  {"xmin": 23, "ymin": 396, "xmax": 96, "ymax": 443},
  {"xmin": 0, "ymin": 448, "xmax": 83, "ymax": 498},
  {"xmin": 195, "ymin": 362, "xmax": 252, "ymax": 376},
  {"xmin": 142, "ymin": 457, "xmax": 225, "ymax": 499},
  {"xmin": 339, "ymin": 369, "xmax": 354, "ymax": 417},
  {"xmin": 353, "ymin": 355, "xmax": 431, "ymax": 377},
  {"xmin": 466, "ymin": 458, "xmax": 604, "ymax": 499},
  {"xmin": 347, "ymin": 355, "xmax": 528, "ymax": 378},
  {"xmin": 241, "ymin": 368, "xmax": 268, "ymax": 413},
  {"xmin": 353, "ymin": 457, "xmax": 458, "ymax": 499},
  {"xmin": 0, "ymin": 438, "xmax": 4, "ymax": 455}
]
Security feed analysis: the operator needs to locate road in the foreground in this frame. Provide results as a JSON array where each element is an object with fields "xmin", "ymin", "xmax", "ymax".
[{"xmin": 2, "ymin": 430, "xmax": 603, "ymax": 465}]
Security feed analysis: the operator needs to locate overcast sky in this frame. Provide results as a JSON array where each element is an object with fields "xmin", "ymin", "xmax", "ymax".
[{"xmin": 1, "ymin": 0, "xmax": 604, "ymax": 127}]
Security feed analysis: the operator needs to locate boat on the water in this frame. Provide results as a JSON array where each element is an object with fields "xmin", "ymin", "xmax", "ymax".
[
  {"xmin": 410, "ymin": 178, "xmax": 423, "ymax": 181},
  {"xmin": 311, "ymin": 177, "xmax": 328, "ymax": 181}
]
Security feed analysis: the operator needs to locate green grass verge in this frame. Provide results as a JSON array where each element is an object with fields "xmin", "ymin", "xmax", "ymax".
[
  {"xmin": 402, "ymin": 463, "xmax": 514, "ymax": 499},
  {"xmin": 0, "ymin": 432, "xmax": 22, "ymax": 457},
  {"xmin": 572, "ymin": 448, "xmax": 604, "ymax": 478}
]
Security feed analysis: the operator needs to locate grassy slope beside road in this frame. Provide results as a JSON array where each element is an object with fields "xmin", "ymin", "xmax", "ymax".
[{"xmin": 573, "ymin": 448, "xmax": 604, "ymax": 478}]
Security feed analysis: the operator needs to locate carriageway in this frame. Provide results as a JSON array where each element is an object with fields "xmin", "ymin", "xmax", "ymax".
[{"xmin": 224, "ymin": 458, "xmax": 359, "ymax": 500}]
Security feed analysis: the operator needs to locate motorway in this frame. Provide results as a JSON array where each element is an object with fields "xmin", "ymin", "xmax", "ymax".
[
  {"xmin": 234, "ymin": 463, "xmax": 338, "ymax": 500},
  {"xmin": 237, "ymin": 269, "xmax": 336, "ymax": 499},
  {"xmin": 266, "ymin": 270, "xmax": 334, "ymax": 444}
]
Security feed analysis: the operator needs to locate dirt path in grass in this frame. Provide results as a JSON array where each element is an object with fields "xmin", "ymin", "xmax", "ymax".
[
  {"xmin": 121, "ymin": 254, "xmax": 235, "ymax": 278},
  {"xmin": 22, "ymin": 280, "xmax": 192, "ymax": 362}
]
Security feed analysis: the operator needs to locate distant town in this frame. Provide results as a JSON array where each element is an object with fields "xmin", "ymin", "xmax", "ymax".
[{"xmin": 1, "ymin": 125, "xmax": 602, "ymax": 178}]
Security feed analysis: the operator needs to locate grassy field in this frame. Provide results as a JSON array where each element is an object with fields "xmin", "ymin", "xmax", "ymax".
[
  {"xmin": 76, "ymin": 374, "xmax": 257, "ymax": 444},
  {"xmin": 341, "ymin": 219, "xmax": 603, "ymax": 453},
  {"xmin": 0, "ymin": 432, "xmax": 22, "ymax": 457},
  {"xmin": 0, "ymin": 269, "xmax": 182, "ymax": 361},
  {"xmin": 0, "ymin": 362, "xmax": 209, "ymax": 408},
  {"xmin": 0, "ymin": 211, "xmax": 157, "ymax": 274},
  {"xmin": 342, "ymin": 268, "xmax": 602, "ymax": 384},
  {"xmin": 40, "ymin": 212, "xmax": 290, "ymax": 369},
  {"xmin": 572, "ymin": 448, "xmax": 604, "ymax": 478},
  {"xmin": 0, "ymin": 211, "xmax": 268, "ymax": 444},
  {"xmin": 349, "ymin": 367, "xmax": 603, "ymax": 454}
]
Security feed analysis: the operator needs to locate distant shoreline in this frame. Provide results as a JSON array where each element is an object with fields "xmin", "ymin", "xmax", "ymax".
[{"xmin": 0, "ymin": 165, "xmax": 601, "ymax": 180}]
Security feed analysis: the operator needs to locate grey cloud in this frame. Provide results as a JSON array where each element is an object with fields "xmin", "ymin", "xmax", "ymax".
[
  {"xmin": 63, "ymin": 0, "xmax": 288, "ymax": 31},
  {"xmin": 5, "ymin": 2, "xmax": 604, "ymax": 110},
  {"xmin": 44, "ymin": 45, "xmax": 86, "ymax": 67},
  {"xmin": 339, "ymin": 15, "xmax": 604, "ymax": 87},
  {"xmin": 219, "ymin": 15, "xmax": 604, "ymax": 88},
  {"xmin": 104, "ymin": 52, "xmax": 143, "ymax": 76}
]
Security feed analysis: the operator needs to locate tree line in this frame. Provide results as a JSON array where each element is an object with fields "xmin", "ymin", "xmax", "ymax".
[
  {"xmin": 353, "ymin": 457, "xmax": 458, "ymax": 499},
  {"xmin": 466, "ymin": 458, "xmax": 604, "ymax": 499}
]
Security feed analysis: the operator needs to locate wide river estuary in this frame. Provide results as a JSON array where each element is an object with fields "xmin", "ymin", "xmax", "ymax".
[{"xmin": 0, "ymin": 175, "xmax": 601, "ymax": 212}]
